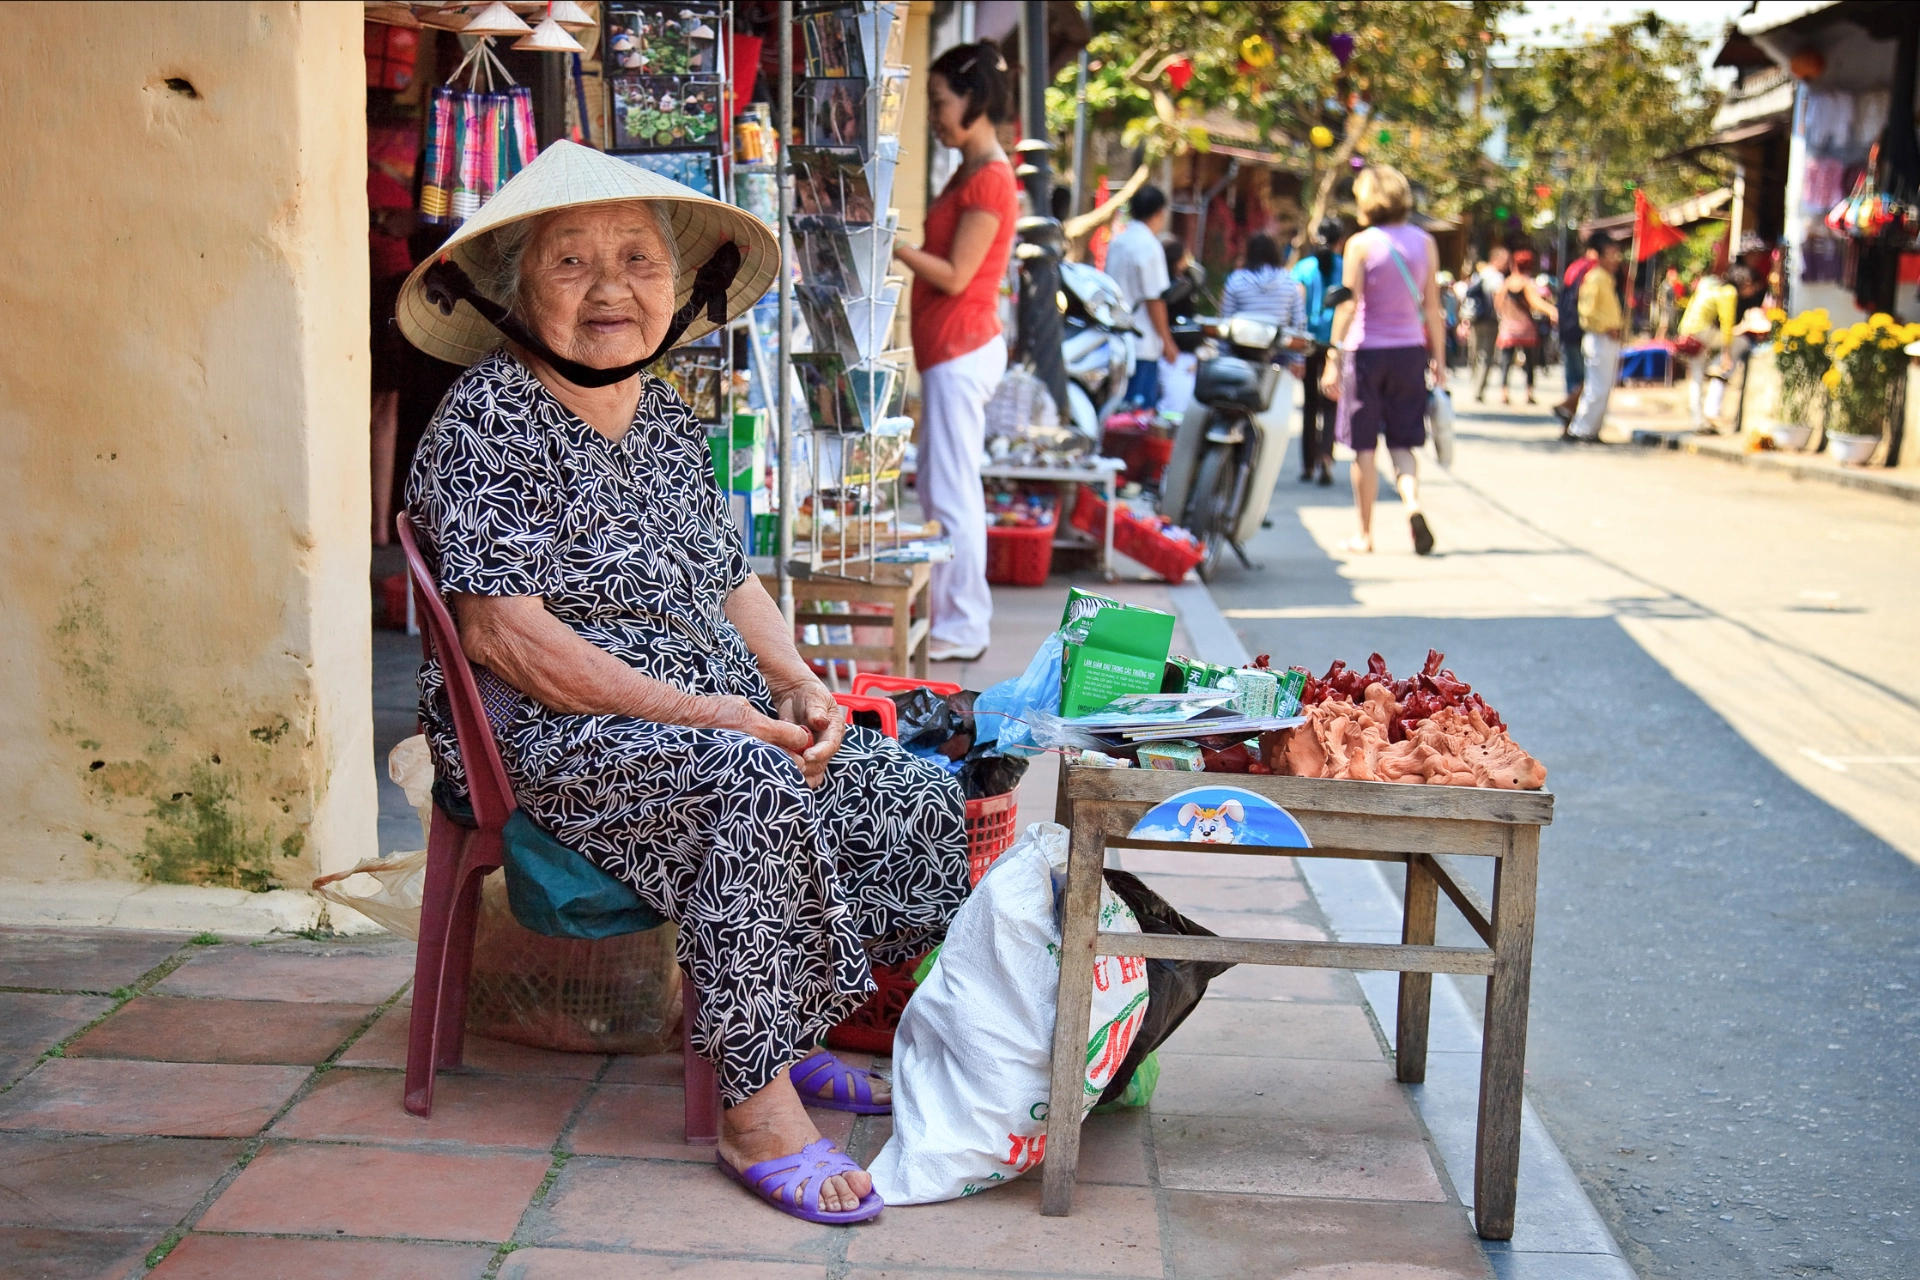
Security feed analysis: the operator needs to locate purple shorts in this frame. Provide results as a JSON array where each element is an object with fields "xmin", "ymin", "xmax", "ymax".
[{"xmin": 1336, "ymin": 345, "xmax": 1429, "ymax": 452}]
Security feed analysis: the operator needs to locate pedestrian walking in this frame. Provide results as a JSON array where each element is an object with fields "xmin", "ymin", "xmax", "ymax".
[
  {"xmin": 1436, "ymin": 271, "xmax": 1459, "ymax": 366},
  {"xmin": 1553, "ymin": 236, "xmax": 1604, "ymax": 427},
  {"xmin": 1677, "ymin": 269, "xmax": 1737, "ymax": 431},
  {"xmin": 893, "ymin": 42, "xmax": 1018, "ymax": 662},
  {"xmin": 1490, "ymin": 249, "xmax": 1557, "ymax": 405},
  {"xmin": 1320, "ymin": 164, "xmax": 1446, "ymax": 556},
  {"xmin": 1567, "ymin": 232, "xmax": 1626, "ymax": 443},
  {"xmin": 1292, "ymin": 217, "xmax": 1346, "ymax": 485},
  {"xmin": 1222, "ymin": 233, "xmax": 1307, "ymax": 328},
  {"xmin": 1104, "ymin": 184, "xmax": 1176, "ymax": 410},
  {"xmin": 1465, "ymin": 247, "xmax": 1508, "ymax": 401}
]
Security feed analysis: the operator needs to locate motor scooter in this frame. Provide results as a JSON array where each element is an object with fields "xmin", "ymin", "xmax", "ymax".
[
  {"xmin": 1158, "ymin": 316, "xmax": 1311, "ymax": 581},
  {"xmin": 1058, "ymin": 260, "xmax": 1135, "ymax": 439}
]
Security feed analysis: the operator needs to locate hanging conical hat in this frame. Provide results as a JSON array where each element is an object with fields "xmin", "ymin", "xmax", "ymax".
[{"xmin": 396, "ymin": 140, "xmax": 778, "ymax": 367}]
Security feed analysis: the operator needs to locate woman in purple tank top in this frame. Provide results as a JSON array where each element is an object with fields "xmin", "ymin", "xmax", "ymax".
[{"xmin": 1318, "ymin": 165, "xmax": 1447, "ymax": 556}]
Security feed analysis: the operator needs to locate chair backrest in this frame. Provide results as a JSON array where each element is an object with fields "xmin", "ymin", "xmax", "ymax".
[{"xmin": 396, "ymin": 513, "xmax": 519, "ymax": 833}]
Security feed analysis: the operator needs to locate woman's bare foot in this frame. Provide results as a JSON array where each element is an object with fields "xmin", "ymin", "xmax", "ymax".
[
  {"xmin": 1338, "ymin": 534, "xmax": 1374, "ymax": 554},
  {"xmin": 720, "ymin": 1067, "xmax": 873, "ymax": 1214}
]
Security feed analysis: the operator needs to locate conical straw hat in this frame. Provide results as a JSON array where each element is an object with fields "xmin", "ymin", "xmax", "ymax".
[{"xmin": 396, "ymin": 140, "xmax": 778, "ymax": 367}]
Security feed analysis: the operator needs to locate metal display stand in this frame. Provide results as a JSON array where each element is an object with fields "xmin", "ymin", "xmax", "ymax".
[{"xmin": 780, "ymin": 0, "xmax": 914, "ymax": 585}]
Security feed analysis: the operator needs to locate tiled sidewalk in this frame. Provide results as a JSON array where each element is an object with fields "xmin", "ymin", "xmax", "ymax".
[{"xmin": 0, "ymin": 579, "xmax": 1494, "ymax": 1280}]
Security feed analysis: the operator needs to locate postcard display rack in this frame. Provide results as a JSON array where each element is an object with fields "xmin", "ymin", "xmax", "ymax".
[
  {"xmin": 604, "ymin": 4, "xmax": 758, "ymax": 542},
  {"xmin": 787, "ymin": 1, "xmax": 915, "ymax": 577}
]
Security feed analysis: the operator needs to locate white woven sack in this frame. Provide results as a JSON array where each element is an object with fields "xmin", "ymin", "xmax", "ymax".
[{"xmin": 869, "ymin": 822, "xmax": 1148, "ymax": 1204}]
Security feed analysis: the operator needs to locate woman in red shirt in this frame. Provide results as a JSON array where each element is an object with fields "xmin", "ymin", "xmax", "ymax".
[{"xmin": 893, "ymin": 42, "xmax": 1017, "ymax": 663}]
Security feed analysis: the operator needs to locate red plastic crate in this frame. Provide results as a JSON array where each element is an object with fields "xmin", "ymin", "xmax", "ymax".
[
  {"xmin": 966, "ymin": 791, "xmax": 1019, "ymax": 884},
  {"xmin": 984, "ymin": 509, "xmax": 1058, "ymax": 586},
  {"xmin": 1071, "ymin": 488, "xmax": 1204, "ymax": 584}
]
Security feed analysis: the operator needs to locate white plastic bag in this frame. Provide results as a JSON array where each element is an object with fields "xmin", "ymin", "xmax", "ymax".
[
  {"xmin": 869, "ymin": 822, "xmax": 1149, "ymax": 1205},
  {"xmin": 1157, "ymin": 352, "xmax": 1198, "ymax": 418},
  {"xmin": 1428, "ymin": 387, "xmax": 1456, "ymax": 468},
  {"xmin": 310, "ymin": 736, "xmax": 436, "ymax": 939}
]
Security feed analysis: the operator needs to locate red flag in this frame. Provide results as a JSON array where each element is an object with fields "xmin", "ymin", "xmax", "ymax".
[{"xmin": 1633, "ymin": 190, "xmax": 1685, "ymax": 260}]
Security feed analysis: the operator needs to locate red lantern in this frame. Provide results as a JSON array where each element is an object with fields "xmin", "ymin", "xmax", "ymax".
[
  {"xmin": 1166, "ymin": 57, "xmax": 1194, "ymax": 92},
  {"xmin": 1789, "ymin": 48, "xmax": 1826, "ymax": 80},
  {"xmin": 1534, "ymin": 184, "xmax": 1553, "ymax": 201}
]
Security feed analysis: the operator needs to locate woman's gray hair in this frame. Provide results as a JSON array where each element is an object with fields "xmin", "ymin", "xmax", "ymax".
[{"xmin": 469, "ymin": 201, "xmax": 682, "ymax": 313}]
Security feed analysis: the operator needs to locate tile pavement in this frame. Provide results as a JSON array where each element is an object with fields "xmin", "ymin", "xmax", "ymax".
[{"xmin": 0, "ymin": 581, "xmax": 1503, "ymax": 1279}]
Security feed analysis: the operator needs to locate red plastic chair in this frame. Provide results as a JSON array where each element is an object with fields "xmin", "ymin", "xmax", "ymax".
[
  {"xmin": 852, "ymin": 673, "xmax": 962, "ymax": 698},
  {"xmin": 395, "ymin": 514, "xmax": 721, "ymax": 1143},
  {"xmin": 831, "ymin": 692, "xmax": 898, "ymax": 738}
]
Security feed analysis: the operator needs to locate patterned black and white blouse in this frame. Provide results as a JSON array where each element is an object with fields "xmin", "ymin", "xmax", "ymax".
[{"xmin": 406, "ymin": 350, "xmax": 968, "ymax": 1106}]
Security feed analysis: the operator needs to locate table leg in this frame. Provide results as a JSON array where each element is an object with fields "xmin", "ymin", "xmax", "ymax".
[
  {"xmin": 1041, "ymin": 807, "xmax": 1109, "ymax": 1216},
  {"xmin": 1396, "ymin": 854, "xmax": 1437, "ymax": 1084},
  {"xmin": 1102, "ymin": 477, "xmax": 1116, "ymax": 581},
  {"xmin": 1474, "ymin": 826, "xmax": 1540, "ymax": 1240},
  {"xmin": 893, "ymin": 591, "xmax": 910, "ymax": 679}
]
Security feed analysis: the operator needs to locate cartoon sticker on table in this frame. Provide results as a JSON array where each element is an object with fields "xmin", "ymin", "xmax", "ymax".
[{"xmin": 1128, "ymin": 785, "xmax": 1311, "ymax": 847}]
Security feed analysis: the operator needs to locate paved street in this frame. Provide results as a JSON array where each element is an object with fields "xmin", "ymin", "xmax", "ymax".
[{"xmin": 1205, "ymin": 376, "xmax": 1920, "ymax": 1279}]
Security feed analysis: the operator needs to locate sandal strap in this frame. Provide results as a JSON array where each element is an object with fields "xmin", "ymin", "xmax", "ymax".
[
  {"xmin": 791, "ymin": 1051, "xmax": 874, "ymax": 1108},
  {"xmin": 740, "ymin": 1138, "xmax": 859, "ymax": 1213}
]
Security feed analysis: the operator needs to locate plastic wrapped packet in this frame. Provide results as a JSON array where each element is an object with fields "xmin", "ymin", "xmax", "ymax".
[
  {"xmin": 1231, "ymin": 668, "xmax": 1279, "ymax": 718},
  {"xmin": 1137, "ymin": 740, "xmax": 1205, "ymax": 771}
]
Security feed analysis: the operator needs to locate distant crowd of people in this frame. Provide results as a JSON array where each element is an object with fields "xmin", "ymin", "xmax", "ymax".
[{"xmin": 1090, "ymin": 172, "xmax": 1780, "ymax": 559}]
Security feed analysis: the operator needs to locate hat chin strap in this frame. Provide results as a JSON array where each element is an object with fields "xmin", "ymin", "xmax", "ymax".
[{"xmin": 421, "ymin": 243, "xmax": 742, "ymax": 389}]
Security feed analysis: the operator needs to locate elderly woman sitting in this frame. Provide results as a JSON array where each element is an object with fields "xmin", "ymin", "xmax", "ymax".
[{"xmin": 396, "ymin": 143, "xmax": 969, "ymax": 1224}]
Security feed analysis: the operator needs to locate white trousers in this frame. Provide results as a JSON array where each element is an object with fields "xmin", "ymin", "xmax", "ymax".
[
  {"xmin": 1686, "ymin": 331, "xmax": 1726, "ymax": 429},
  {"xmin": 1570, "ymin": 334, "xmax": 1620, "ymax": 441},
  {"xmin": 917, "ymin": 338, "xmax": 1007, "ymax": 651}
]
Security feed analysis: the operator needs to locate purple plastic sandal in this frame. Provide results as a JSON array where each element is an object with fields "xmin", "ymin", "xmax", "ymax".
[
  {"xmin": 791, "ymin": 1050, "xmax": 892, "ymax": 1115},
  {"xmin": 717, "ymin": 1138, "xmax": 884, "ymax": 1224}
]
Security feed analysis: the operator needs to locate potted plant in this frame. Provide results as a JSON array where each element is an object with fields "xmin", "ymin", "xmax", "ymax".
[
  {"xmin": 1767, "ymin": 307, "xmax": 1830, "ymax": 450},
  {"xmin": 1823, "ymin": 313, "xmax": 1920, "ymax": 465}
]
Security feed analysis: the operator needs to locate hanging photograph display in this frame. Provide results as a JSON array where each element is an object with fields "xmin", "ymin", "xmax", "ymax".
[
  {"xmin": 605, "ymin": 4, "xmax": 722, "ymax": 76},
  {"xmin": 611, "ymin": 77, "xmax": 721, "ymax": 150},
  {"xmin": 617, "ymin": 150, "xmax": 718, "ymax": 198}
]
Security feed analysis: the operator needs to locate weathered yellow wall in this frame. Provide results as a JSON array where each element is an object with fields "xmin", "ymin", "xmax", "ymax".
[{"xmin": 0, "ymin": 2, "xmax": 377, "ymax": 893}]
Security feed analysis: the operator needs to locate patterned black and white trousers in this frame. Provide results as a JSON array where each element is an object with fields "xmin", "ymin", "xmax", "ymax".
[{"xmin": 510, "ymin": 720, "xmax": 969, "ymax": 1106}]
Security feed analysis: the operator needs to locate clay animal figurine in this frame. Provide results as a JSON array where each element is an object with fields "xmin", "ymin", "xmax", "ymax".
[{"xmin": 1176, "ymin": 798, "xmax": 1245, "ymax": 844}]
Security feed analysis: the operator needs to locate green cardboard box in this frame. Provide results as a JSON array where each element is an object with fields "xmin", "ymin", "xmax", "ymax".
[
  {"xmin": 1059, "ymin": 593, "xmax": 1176, "ymax": 719},
  {"xmin": 709, "ymin": 410, "xmax": 767, "ymax": 493}
]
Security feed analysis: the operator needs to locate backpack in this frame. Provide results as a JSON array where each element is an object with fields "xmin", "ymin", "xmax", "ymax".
[
  {"xmin": 1461, "ymin": 274, "xmax": 1491, "ymax": 324},
  {"xmin": 1559, "ymin": 259, "xmax": 1594, "ymax": 346}
]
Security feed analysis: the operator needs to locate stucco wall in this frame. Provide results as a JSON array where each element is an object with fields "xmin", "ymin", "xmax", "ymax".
[{"xmin": 0, "ymin": 3, "xmax": 376, "ymax": 896}]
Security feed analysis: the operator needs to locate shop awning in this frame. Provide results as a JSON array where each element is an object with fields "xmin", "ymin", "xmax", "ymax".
[{"xmin": 1579, "ymin": 188, "xmax": 1731, "ymax": 237}]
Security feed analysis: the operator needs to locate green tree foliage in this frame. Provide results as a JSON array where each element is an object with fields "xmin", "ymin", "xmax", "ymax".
[
  {"xmin": 1496, "ymin": 13, "xmax": 1724, "ymax": 230},
  {"xmin": 1047, "ymin": 1, "xmax": 1518, "ymax": 232}
]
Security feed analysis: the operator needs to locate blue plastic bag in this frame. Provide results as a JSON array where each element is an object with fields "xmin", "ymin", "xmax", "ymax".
[{"xmin": 973, "ymin": 631, "xmax": 1063, "ymax": 755}]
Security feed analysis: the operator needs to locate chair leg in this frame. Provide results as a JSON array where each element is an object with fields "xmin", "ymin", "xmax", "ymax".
[
  {"xmin": 404, "ymin": 824, "xmax": 467, "ymax": 1117},
  {"xmin": 434, "ymin": 863, "xmax": 487, "ymax": 1069},
  {"xmin": 682, "ymin": 972, "xmax": 720, "ymax": 1146}
]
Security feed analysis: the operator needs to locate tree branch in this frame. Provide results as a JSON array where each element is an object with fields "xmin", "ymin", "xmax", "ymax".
[
  {"xmin": 1299, "ymin": 103, "xmax": 1373, "ymax": 248},
  {"xmin": 1063, "ymin": 162, "xmax": 1153, "ymax": 241}
]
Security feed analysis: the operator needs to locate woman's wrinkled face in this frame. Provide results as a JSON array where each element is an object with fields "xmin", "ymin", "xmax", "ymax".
[{"xmin": 518, "ymin": 203, "xmax": 676, "ymax": 370}]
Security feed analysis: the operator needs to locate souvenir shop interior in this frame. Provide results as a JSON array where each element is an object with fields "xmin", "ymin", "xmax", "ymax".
[{"xmin": 364, "ymin": 1, "xmax": 923, "ymax": 621}]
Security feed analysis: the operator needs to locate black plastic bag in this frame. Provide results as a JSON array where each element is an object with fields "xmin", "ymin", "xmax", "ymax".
[
  {"xmin": 957, "ymin": 747, "xmax": 1028, "ymax": 799},
  {"xmin": 1095, "ymin": 869, "xmax": 1235, "ymax": 1106},
  {"xmin": 890, "ymin": 687, "xmax": 978, "ymax": 756}
]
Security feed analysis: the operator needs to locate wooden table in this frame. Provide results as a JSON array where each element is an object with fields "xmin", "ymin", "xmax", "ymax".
[
  {"xmin": 1042, "ymin": 765, "xmax": 1554, "ymax": 1240},
  {"xmin": 761, "ymin": 561, "xmax": 932, "ymax": 679}
]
